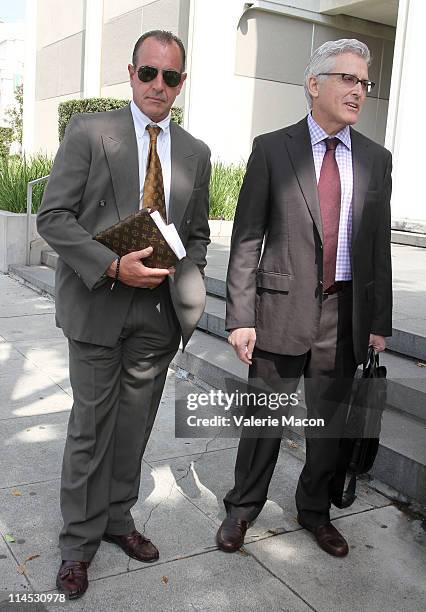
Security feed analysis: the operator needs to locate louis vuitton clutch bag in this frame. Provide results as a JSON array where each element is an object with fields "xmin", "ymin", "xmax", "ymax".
[{"xmin": 94, "ymin": 208, "xmax": 186, "ymax": 269}]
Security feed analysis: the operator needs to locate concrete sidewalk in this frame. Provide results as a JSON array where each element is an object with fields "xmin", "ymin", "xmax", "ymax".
[{"xmin": 0, "ymin": 273, "xmax": 425, "ymax": 611}]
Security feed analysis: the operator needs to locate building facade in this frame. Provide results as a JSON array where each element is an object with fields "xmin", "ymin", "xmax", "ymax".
[
  {"xmin": 23, "ymin": 0, "xmax": 425, "ymax": 233},
  {"xmin": 0, "ymin": 21, "xmax": 24, "ymax": 128}
]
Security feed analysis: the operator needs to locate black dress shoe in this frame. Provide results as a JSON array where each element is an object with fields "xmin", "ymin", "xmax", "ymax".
[
  {"xmin": 56, "ymin": 560, "xmax": 89, "ymax": 599},
  {"xmin": 103, "ymin": 530, "xmax": 159, "ymax": 562},
  {"xmin": 298, "ymin": 517, "xmax": 349, "ymax": 557},
  {"xmin": 216, "ymin": 517, "xmax": 249, "ymax": 552}
]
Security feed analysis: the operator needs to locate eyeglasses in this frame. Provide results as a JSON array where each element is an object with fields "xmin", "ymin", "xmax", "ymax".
[
  {"xmin": 136, "ymin": 65, "xmax": 182, "ymax": 88},
  {"xmin": 318, "ymin": 73, "xmax": 375, "ymax": 93}
]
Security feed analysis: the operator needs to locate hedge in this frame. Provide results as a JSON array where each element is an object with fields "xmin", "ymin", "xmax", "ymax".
[{"xmin": 58, "ymin": 98, "xmax": 183, "ymax": 141}]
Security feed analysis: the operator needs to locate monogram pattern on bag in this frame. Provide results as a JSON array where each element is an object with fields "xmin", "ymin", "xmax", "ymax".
[{"xmin": 94, "ymin": 208, "xmax": 178, "ymax": 269}]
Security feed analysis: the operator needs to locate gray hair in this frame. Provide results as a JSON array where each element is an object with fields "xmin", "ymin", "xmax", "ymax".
[{"xmin": 304, "ymin": 39, "xmax": 371, "ymax": 109}]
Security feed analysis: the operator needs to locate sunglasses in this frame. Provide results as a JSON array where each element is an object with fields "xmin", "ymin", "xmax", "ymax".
[{"xmin": 136, "ymin": 65, "xmax": 182, "ymax": 88}]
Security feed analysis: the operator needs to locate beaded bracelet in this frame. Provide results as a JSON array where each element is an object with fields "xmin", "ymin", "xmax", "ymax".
[{"xmin": 111, "ymin": 257, "xmax": 121, "ymax": 291}]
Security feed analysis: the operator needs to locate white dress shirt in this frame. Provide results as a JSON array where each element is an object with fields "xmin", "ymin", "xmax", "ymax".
[{"xmin": 130, "ymin": 100, "xmax": 172, "ymax": 218}]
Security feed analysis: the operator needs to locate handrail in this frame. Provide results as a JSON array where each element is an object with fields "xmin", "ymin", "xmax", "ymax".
[{"xmin": 26, "ymin": 175, "xmax": 50, "ymax": 266}]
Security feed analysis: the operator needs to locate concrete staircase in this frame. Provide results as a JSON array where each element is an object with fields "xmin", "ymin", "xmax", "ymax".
[{"xmin": 9, "ymin": 247, "xmax": 426, "ymax": 506}]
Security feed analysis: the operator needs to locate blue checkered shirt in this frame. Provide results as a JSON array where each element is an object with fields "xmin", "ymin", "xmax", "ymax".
[{"xmin": 307, "ymin": 113, "xmax": 353, "ymax": 281}]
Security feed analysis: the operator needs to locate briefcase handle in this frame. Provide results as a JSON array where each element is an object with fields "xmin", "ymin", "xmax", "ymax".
[{"xmin": 363, "ymin": 346, "xmax": 379, "ymax": 375}]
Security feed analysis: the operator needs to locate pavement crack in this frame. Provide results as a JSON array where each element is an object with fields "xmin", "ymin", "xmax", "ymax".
[
  {"xmin": 0, "ymin": 531, "xmax": 33, "ymax": 590},
  {"xmin": 248, "ymin": 550, "xmax": 318, "ymax": 612},
  {"xmin": 144, "ymin": 443, "xmax": 238, "ymax": 466}
]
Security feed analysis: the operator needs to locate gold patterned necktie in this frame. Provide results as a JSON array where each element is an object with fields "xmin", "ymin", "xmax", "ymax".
[{"xmin": 141, "ymin": 124, "xmax": 166, "ymax": 221}]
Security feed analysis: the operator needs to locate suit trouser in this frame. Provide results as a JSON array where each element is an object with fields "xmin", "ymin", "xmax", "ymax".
[
  {"xmin": 224, "ymin": 286, "xmax": 358, "ymax": 528},
  {"xmin": 59, "ymin": 283, "xmax": 180, "ymax": 562}
]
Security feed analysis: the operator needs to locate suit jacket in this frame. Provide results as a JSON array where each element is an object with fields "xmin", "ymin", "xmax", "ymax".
[
  {"xmin": 37, "ymin": 105, "xmax": 211, "ymax": 348},
  {"xmin": 226, "ymin": 116, "xmax": 392, "ymax": 365}
]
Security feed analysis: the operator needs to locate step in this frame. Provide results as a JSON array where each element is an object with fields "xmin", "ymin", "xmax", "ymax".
[
  {"xmin": 205, "ymin": 274, "xmax": 226, "ymax": 299},
  {"xmin": 172, "ymin": 330, "xmax": 426, "ymax": 505},
  {"xmin": 386, "ymin": 328, "xmax": 426, "ymax": 366},
  {"xmin": 391, "ymin": 230, "xmax": 426, "ymax": 248},
  {"xmin": 198, "ymin": 294, "xmax": 228, "ymax": 340},
  {"xmin": 173, "ymin": 328, "xmax": 247, "ymax": 391},
  {"xmin": 41, "ymin": 249, "xmax": 58, "ymax": 269},
  {"xmin": 379, "ymin": 351, "xmax": 426, "ymax": 422},
  {"xmin": 9, "ymin": 264, "xmax": 55, "ymax": 297},
  {"xmin": 372, "ymin": 408, "xmax": 426, "ymax": 504}
]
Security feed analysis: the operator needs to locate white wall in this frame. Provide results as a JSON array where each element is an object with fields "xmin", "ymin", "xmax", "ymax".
[
  {"xmin": 386, "ymin": 0, "xmax": 426, "ymax": 233},
  {"xmin": 185, "ymin": 0, "xmax": 394, "ymax": 164},
  {"xmin": 0, "ymin": 23, "xmax": 24, "ymax": 127},
  {"xmin": 184, "ymin": 0, "xmax": 255, "ymax": 163}
]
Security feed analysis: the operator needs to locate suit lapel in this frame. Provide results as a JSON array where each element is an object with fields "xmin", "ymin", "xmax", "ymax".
[
  {"xmin": 169, "ymin": 122, "xmax": 198, "ymax": 231},
  {"xmin": 101, "ymin": 105, "xmax": 140, "ymax": 219},
  {"xmin": 351, "ymin": 128, "xmax": 373, "ymax": 248},
  {"xmin": 284, "ymin": 118, "xmax": 323, "ymax": 241}
]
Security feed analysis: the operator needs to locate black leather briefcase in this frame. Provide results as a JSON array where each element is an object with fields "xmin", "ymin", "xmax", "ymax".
[{"xmin": 331, "ymin": 348, "xmax": 387, "ymax": 508}]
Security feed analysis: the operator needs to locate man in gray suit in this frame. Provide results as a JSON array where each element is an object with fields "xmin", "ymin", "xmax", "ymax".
[
  {"xmin": 216, "ymin": 39, "xmax": 392, "ymax": 557},
  {"xmin": 37, "ymin": 30, "xmax": 210, "ymax": 599}
]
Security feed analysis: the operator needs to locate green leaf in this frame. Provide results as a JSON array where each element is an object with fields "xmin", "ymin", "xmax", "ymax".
[
  {"xmin": 5, "ymin": 534, "xmax": 15, "ymax": 542},
  {"xmin": 209, "ymin": 161, "xmax": 245, "ymax": 220},
  {"xmin": 0, "ymin": 154, "xmax": 53, "ymax": 213}
]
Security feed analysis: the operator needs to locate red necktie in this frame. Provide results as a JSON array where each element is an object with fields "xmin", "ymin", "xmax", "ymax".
[{"xmin": 318, "ymin": 137, "xmax": 341, "ymax": 291}]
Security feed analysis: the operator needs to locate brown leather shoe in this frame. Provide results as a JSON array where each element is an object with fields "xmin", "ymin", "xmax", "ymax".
[
  {"xmin": 298, "ymin": 518, "xmax": 349, "ymax": 557},
  {"xmin": 56, "ymin": 560, "xmax": 89, "ymax": 599},
  {"xmin": 216, "ymin": 517, "xmax": 249, "ymax": 552},
  {"xmin": 102, "ymin": 530, "xmax": 159, "ymax": 562}
]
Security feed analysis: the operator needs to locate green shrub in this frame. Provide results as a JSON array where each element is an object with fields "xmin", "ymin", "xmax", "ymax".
[
  {"xmin": 0, "ymin": 127, "xmax": 13, "ymax": 158},
  {"xmin": 171, "ymin": 106, "xmax": 183, "ymax": 125},
  {"xmin": 58, "ymin": 98, "xmax": 129, "ymax": 141},
  {"xmin": 209, "ymin": 161, "xmax": 245, "ymax": 220},
  {"xmin": 58, "ymin": 97, "xmax": 183, "ymax": 141},
  {"xmin": 0, "ymin": 153, "xmax": 245, "ymax": 219},
  {"xmin": 0, "ymin": 150, "xmax": 245, "ymax": 218},
  {"xmin": 0, "ymin": 155, "xmax": 53, "ymax": 213}
]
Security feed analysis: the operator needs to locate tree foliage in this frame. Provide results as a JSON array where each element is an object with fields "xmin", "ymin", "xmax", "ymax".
[{"xmin": 6, "ymin": 83, "xmax": 23, "ymax": 145}]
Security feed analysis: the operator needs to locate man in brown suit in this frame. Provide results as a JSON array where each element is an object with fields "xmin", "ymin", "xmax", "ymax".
[
  {"xmin": 37, "ymin": 31, "xmax": 210, "ymax": 598},
  {"xmin": 216, "ymin": 39, "xmax": 392, "ymax": 557}
]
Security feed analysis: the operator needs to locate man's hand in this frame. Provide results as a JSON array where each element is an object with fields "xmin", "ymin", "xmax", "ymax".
[
  {"xmin": 106, "ymin": 246, "xmax": 174, "ymax": 289},
  {"xmin": 228, "ymin": 327, "xmax": 256, "ymax": 365},
  {"xmin": 369, "ymin": 333, "xmax": 386, "ymax": 353}
]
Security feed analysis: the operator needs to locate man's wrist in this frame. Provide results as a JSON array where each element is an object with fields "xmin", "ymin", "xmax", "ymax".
[{"xmin": 106, "ymin": 258, "xmax": 119, "ymax": 278}]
